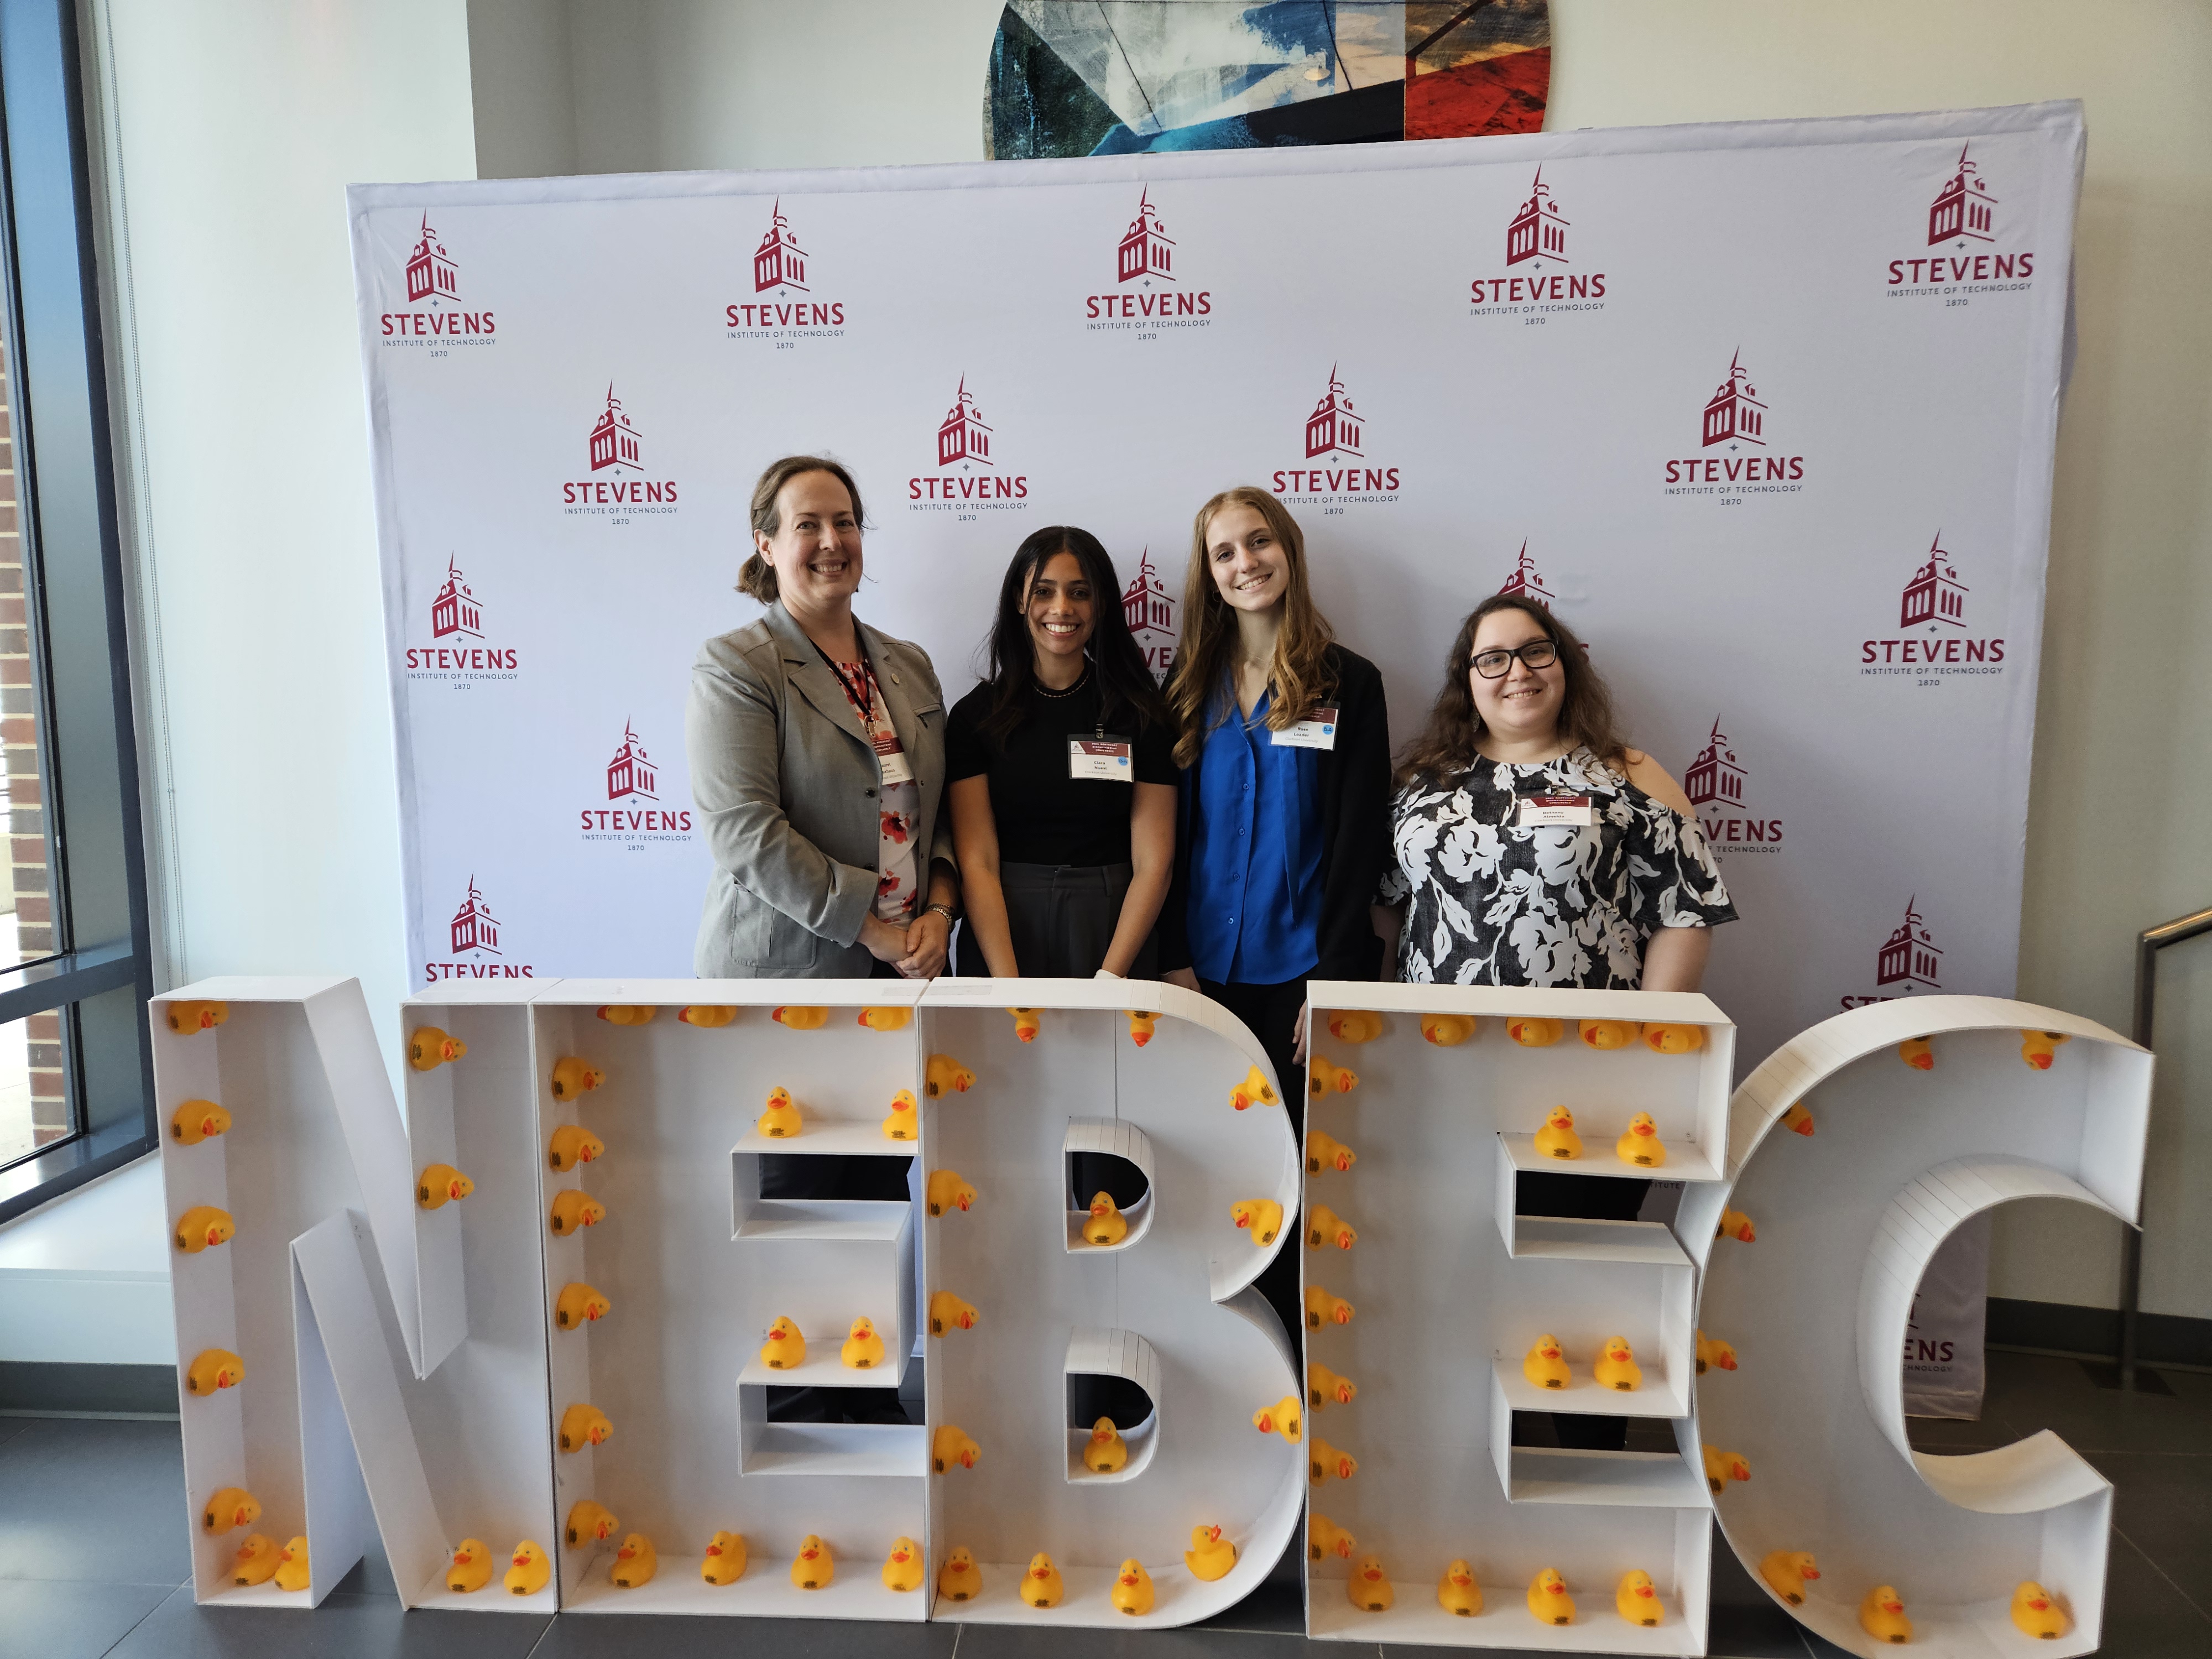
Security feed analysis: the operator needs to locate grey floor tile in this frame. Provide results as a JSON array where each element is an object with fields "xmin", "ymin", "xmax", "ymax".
[
  {"xmin": 1981, "ymin": 1352, "xmax": 2212, "ymax": 1455},
  {"xmin": 523, "ymin": 1613, "xmax": 953, "ymax": 1658},
  {"xmin": 2075, "ymin": 1531, "xmax": 2212, "ymax": 1659},
  {"xmin": 102, "ymin": 1585, "xmax": 552, "ymax": 1659},
  {"xmin": 0, "ymin": 1415, "xmax": 36, "ymax": 1450},
  {"xmin": 0, "ymin": 1577, "xmax": 170, "ymax": 1659},
  {"xmin": 1902, "ymin": 1411, "xmax": 2016, "ymax": 1452},
  {"xmin": 2090, "ymin": 1451, "xmax": 2212, "ymax": 1619},
  {"xmin": 1708, "ymin": 1526, "xmax": 1771, "ymax": 1607},
  {"xmin": 1195, "ymin": 1576, "xmax": 1305, "ymax": 1634},
  {"xmin": 1707, "ymin": 1599, "xmax": 1813, "ymax": 1658},
  {"xmin": 965, "ymin": 1624, "xmax": 1332, "ymax": 1658},
  {"xmin": 0, "ymin": 1417, "xmax": 188, "ymax": 1585}
]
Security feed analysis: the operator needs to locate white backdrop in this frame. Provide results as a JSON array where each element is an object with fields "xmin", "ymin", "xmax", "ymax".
[{"xmin": 349, "ymin": 101, "xmax": 2079, "ymax": 1078}]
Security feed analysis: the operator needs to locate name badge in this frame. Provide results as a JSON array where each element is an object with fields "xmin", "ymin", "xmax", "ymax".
[
  {"xmin": 1069, "ymin": 737, "xmax": 1134, "ymax": 781},
  {"xmin": 1516, "ymin": 793, "xmax": 1594, "ymax": 827},
  {"xmin": 875, "ymin": 734, "xmax": 916, "ymax": 787},
  {"xmin": 1270, "ymin": 706, "xmax": 1339, "ymax": 750}
]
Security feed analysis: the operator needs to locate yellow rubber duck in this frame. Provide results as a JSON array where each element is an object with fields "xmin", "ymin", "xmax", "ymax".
[
  {"xmin": 881, "ymin": 1088, "xmax": 919, "ymax": 1140},
  {"xmin": 1309, "ymin": 1056, "xmax": 1359, "ymax": 1097},
  {"xmin": 203, "ymin": 1486, "xmax": 261, "ymax": 1537},
  {"xmin": 1717, "ymin": 1208, "xmax": 1757, "ymax": 1243},
  {"xmin": 1534, "ymin": 1105, "xmax": 1583, "ymax": 1160},
  {"xmin": 1229, "ymin": 1065, "xmax": 1279, "ymax": 1110},
  {"xmin": 932, "ymin": 1423, "xmax": 980, "ymax": 1472},
  {"xmin": 2021, "ymin": 1030, "xmax": 2071, "ymax": 1070},
  {"xmin": 555, "ymin": 1282, "xmax": 611, "ymax": 1329},
  {"xmin": 1860, "ymin": 1585, "xmax": 1912, "ymax": 1644},
  {"xmin": 1306, "ymin": 1205, "xmax": 1357, "ymax": 1250},
  {"xmin": 557, "ymin": 1402, "xmax": 612, "ymax": 1451},
  {"xmin": 1696, "ymin": 1330, "xmax": 1739, "ymax": 1374},
  {"xmin": 445, "ymin": 1538, "xmax": 493, "ymax": 1592},
  {"xmin": 1421, "ymin": 1013, "xmax": 1477, "ymax": 1046},
  {"xmin": 232, "ymin": 1533, "xmax": 281, "ymax": 1586},
  {"xmin": 1252, "ymin": 1394, "xmax": 1301, "ymax": 1444},
  {"xmin": 1703, "ymin": 1444, "xmax": 1750, "ymax": 1493},
  {"xmin": 1523, "ymin": 1334, "xmax": 1572, "ymax": 1391},
  {"xmin": 1528, "ymin": 1567, "xmax": 1575, "ymax": 1625},
  {"xmin": 1439, "ymin": 1559, "xmax": 1483, "ymax": 1616},
  {"xmin": 565, "ymin": 1501, "xmax": 618, "ymax": 1549},
  {"xmin": 929, "ymin": 1291, "xmax": 979, "ymax": 1334},
  {"xmin": 1759, "ymin": 1550, "xmax": 1819, "ymax": 1605},
  {"xmin": 185, "ymin": 1349, "xmax": 245, "ymax": 1396},
  {"xmin": 1307, "ymin": 1361, "xmax": 1356, "ymax": 1408},
  {"xmin": 1898, "ymin": 1036, "xmax": 1934, "ymax": 1071},
  {"xmin": 1306, "ymin": 1130, "xmax": 1356, "ymax": 1173},
  {"xmin": 1781, "ymin": 1100, "xmax": 1815, "ymax": 1135},
  {"xmin": 1308, "ymin": 1437, "xmax": 1356, "ymax": 1485},
  {"xmin": 1593, "ymin": 1336, "xmax": 1642, "ymax": 1392},
  {"xmin": 858, "ymin": 1005, "xmax": 912, "ymax": 1032},
  {"xmin": 164, "ymin": 998, "xmax": 228, "ymax": 1035},
  {"xmin": 1021, "ymin": 1552, "xmax": 1065, "ymax": 1607},
  {"xmin": 1305, "ymin": 1285, "xmax": 1355, "ymax": 1328},
  {"xmin": 881, "ymin": 1537, "xmax": 924, "ymax": 1592},
  {"xmin": 1112, "ymin": 1558, "xmax": 1154, "ymax": 1616},
  {"xmin": 701, "ymin": 1531, "xmax": 746, "ymax": 1584},
  {"xmin": 1308, "ymin": 1514, "xmax": 1354, "ymax": 1561},
  {"xmin": 1082, "ymin": 1192, "xmax": 1129, "ymax": 1245},
  {"xmin": 1507, "ymin": 1015, "xmax": 1562, "ymax": 1047},
  {"xmin": 1008, "ymin": 1006, "xmax": 1042, "ymax": 1042},
  {"xmin": 676, "ymin": 1004, "xmax": 737, "ymax": 1026},
  {"xmin": 596, "ymin": 1005, "xmax": 656, "ymax": 1026},
  {"xmin": 925, "ymin": 1053, "xmax": 975, "ymax": 1097},
  {"xmin": 1185, "ymin": 1524, "xmax": 1237, "ymax": 1580},
  {"xmin": 1125, "ymin": 1010, "xmax": 1160, "ymax": 1046},
  {"xmin": 504, "ymin": 1541, "xmax": 551, "ymax": 1596},
  {"xmin": 840, "ymin": 1316, "xmax": 885, "ymax": 1369},
  {"xmin": 170, "ymin": 1100, "xmax": 232, "ymax": 1145},
  {"xmin": 759, "ymin": 1316, "xmax": 805, "ymax": 1370},
  {"xmin": 416, "ymin": 1164, "xmax": 473, "ymax": 1209},
  {"xmin": 609, "ymin": 1533, "xmax": 657, "ymax": 1588},
  {"xmin": 546, "ymin": 1124, "xmax": 603, "ymax": 1171},
  {"xmin": 2011, "ymin": 1580, "xmax": 2069, "ymax": 1639},
  {"xmin": 938, "ymin": 1546, "xmax": 983, "ymax": 1600},
  {"xmin": 771, "ymin": 1005, "xmax": 828, "ymax": 1030},
  {"xmin": 1082, "ymin": 1417, "xmax": 1128, "ymax": 1472},
  {"xmin": 549, "ymin": 1057, "xmax": 604, "ymax": 1102},
  {"xmin": 1580, "ymin": 1018, "xmax": 1637, "ymax": 1050},
  {"xmin": 757, "ymin": 1086, "xmax": 804, "ymax": 1139},
  {"xmin": 1641, "ymin": 1022, "xmax": 1704, "ymax": 1054},
  {"xmin": 274, "ymin": 1537, "xmax": 310, "ymax": 1592},
  {"xmin": 1230, "ymin": 1198, "xmax": 1282, "ymax": 1245},
  {"xmin": 1326, "ymin": 1010, "xmax": 1383, "ymax": 1042},
  {"xmin": 1618, "ymin": 1569, "xmax": 1663, "ymax": 1626},
  {"xmin": 926, "ymin": 1170, "xmax": 977, "ymax": 1215},
  {"xmin": 1616, "ymin": 1113, "xmax": 1665, "ymax": 1167},
  {"xmin": 174, "ymin": 1206, "xmax": 235, "ymax": 1254},
  {"xmin": 1347, "ymin": 1554, "xmax": 1394, "ymax": 1611},
  {"xmin": 549, "ymin": 1190, "xmax": 606, "ymax": 1235},
  {"xmin": 790, "ymin": 1535, "xmax": 832, "ymax": 1589}
]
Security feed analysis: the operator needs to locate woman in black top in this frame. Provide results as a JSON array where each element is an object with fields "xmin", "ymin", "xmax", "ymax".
[{"xmin": 946, "ymin": 527, "xmax": 1176, "ymax": 979}]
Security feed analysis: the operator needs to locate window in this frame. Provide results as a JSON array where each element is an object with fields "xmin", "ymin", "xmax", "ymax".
[{"xmin": 0, "ymin": 0, "xmax": 155, "ymax": 1222}]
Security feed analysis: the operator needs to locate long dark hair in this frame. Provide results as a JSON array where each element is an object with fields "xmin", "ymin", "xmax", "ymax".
[
  {"xmin": 976, "ymin": 526, "xmax": 1167, "ymax": 748},
  {"xmin": 1394, "ymin": 594, "xmax": 1627, "ymax": 786}
]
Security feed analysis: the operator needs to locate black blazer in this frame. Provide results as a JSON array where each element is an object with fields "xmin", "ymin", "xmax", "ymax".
[{"xmin": 1159, "ymin": 643, "xmax": 1390, "ymax": 985}]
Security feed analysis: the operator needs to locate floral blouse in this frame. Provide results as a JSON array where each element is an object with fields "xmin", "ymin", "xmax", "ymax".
[{"xmin": 1377, "ymin": 746, "xmax": 1736, "ymax": 987}]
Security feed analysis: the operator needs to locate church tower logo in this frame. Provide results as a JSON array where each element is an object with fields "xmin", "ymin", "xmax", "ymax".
[
  {"xmin": 1860, "ymin": 533, "xmax": 2002, "ymax": 679},
  {"xmin": 579, "ymin": 719, "xmax": 692, "ymax": 842},
  {"xmin": 1305, "ymin": 366, "xmax": 1363, "ymax": 460},
  {"xmin": 1840, "ymin": 895, "xmax": 1943, "ymax": 1009},
  {"xmin": 1928, "ymin": 144, "xmax": 1996, "ymax": 247},
  {"xmin": 1274, "ymin": 364, "xmax": 1399, "ymax": 503},
  {"xmin": 1685, "ymin": 717, "xmax": 1782, "ymax": 855},
  {"xmin": 1886, "ymin": 143, "xmax": 2034, "ymax": 293},
  {"xmin": 1506, "ymin": 168, "xmax": 1568, "ymax": 267},
  {"xmin": 1118, "ymin": 187, "xmax": 1173, "ymax": 285},
  {"xmin": 1472, "ymin": 168, "xmax": 1605, "ymax": 314},
  {"xmin": 754, "ymin": 199, "xmax": 807, "ymax": 292},
  {"xmin": 606, "ymin": 721, "xmax": 657, "ymax": 801},
  {"xmin": 589, "ymin": 385, "xmax": 643, "ymax": 473},
  {"xmin": 1122, "ymin": 549, "xmax": 1178, "ymax": 681},
  {"xmin": 938, "ymin": 377, "xmax": 993, "ymax": 468},
  {"xmin": 564, "ymin": 385, "xmax": 678, "ymax": 513},
  {"xmin": 1702, "ymin": 351, "xmax": 1766, "ymax": 448},
  {"xmin": 726, "ymin": 199, "xmax": 846, "ymax": 336},
  {"xmin": 1496, "ymin": 540, "xmax": 1554, "ymax": 611},
  {"xmin": 406, "ymin": 213, "xmax": 459, "ymax": 304},
  {"xmin": 1666, "ymin": 349, "xmax": 1803, "ymax": 492},
  {"xmin": 425, "ymin": 874, "xmax": 535, "ymax": 982},
  {"xmin": 911, "ymin": 375, "xmax": 1029, "ymax": 508},
  {"xmin": 406, "ymin": 555, "xmax": 517, "ymax": 680},
  {"xmin": 430, "ymin": 556, "xmax": 481, "ymax": 641},
  {"xmin": 381, "ymin": 212, "xmax": 495, "ymax": 345},
  {"xmin": 1086, "ymin": 187, "xmax": 1212, "ymax": 329},
  {"xmin": 449, "ymin": 877, "xmax": 499, "ymax": 957},
  {"xmin": 1901, "ymin": 533, "xmax": 1968, "ymax": 629},
  {"xmin": 1684, "ymin": 718, "xmax": 1744, "ymax": 810}
]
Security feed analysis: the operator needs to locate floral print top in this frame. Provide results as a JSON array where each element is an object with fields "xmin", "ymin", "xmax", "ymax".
[
  {"xmin": 832, "ymin": 658, "xmax": 920, "ymax": 924},
  {"xmin": 1377, "ymin": 746, "xmax": 1736, "ymax": 987}
]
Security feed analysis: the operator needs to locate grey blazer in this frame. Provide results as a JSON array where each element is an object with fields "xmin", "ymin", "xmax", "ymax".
[{"xmin": 686, "ymin": 602, "xmax": 955, "ymax": 978}]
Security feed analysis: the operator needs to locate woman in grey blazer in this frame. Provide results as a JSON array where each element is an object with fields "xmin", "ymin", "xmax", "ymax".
[{"xmin": 686, "ymin": 455, "xmax": 959, "ymax": 980}]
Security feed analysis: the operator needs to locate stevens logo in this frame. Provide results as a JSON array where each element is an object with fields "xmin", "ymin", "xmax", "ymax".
[
  {"xmin": 1497, "ymin": 540, "xmax": 1554, "ymax": 610},
  {"xmin": 1272, "ymin": 366, "xmax": 1401, "ymax": 505},
  {"xmin": 424, "ymin": 876, "xmax": 534, "ymax": 983},
  {"xmin": 727, "ymin": 199, "xmax": 847, "ymax": 341},
  {"xmin": 563, "ymin": 385, "xmax": 680, "ymax": 518},
  {"xmin": 382, "ymin": 214, "xmax": 495, "ymax": 349},
  {"xmin": 581, "ymin": 721, "xmax": 692, "ymax": 844},
  {"xmin": 1663, "ymin": 351, "xmax": 1806, "ymax": 497},
  {"xmin": 1471, "ymin": 169, "xmax": 1606, "ymax": 317},
  {"xmin": 1860, "ymin": 534, "xmax": 2005, "ymax": 682},
  {"xmin": 1683, "ymin": 717, "xmax": 1780, "ymax": 857},
  {"xmin": 1122, "ymin": 549, "xmax": 1179, "ymax": 681},
  {"xmin": 1086, "ymin": 187, "xmax": 1212, "ymax": 336},
  {"xmin": 1840, "ymin": 895, "xmax": 1942, "ymax": 1010},
  {"xmin": 406, "ymin": 556, "xmax": 518, "ymax": 685},
  {"xmin": 1887, "ymin": 144, "xmax": 2036, "ymax": 297},
  {"xmin": 909, "ymin": 377, "xmax": 1030, "ymax": 513}
]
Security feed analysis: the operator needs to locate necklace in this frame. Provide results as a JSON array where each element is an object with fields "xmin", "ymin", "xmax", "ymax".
[{"xmin": 1034, "ymin": 666, "xmax": 1091, "ymax": 699}]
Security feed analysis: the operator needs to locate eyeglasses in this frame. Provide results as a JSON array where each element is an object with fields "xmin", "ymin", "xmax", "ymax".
[{"xmin": 1470, "ymin": 639, "xmax": 1560, "ymax": 679}]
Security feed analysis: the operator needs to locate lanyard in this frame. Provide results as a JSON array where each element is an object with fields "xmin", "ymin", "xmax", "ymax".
[{"xmin": 818, "ymin": 648, "xmax": 874, "ymax": 725}]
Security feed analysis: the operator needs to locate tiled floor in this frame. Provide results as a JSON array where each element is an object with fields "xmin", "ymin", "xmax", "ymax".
[{"xmin": 2, "ymin": 1352, "xmax": 2204, "ymax": 1659}]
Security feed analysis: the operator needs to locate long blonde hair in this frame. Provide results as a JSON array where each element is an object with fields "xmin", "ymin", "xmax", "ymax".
[{"xmin": 1166, "ymin": 487, "xmax": 1338, "ymax": 767}]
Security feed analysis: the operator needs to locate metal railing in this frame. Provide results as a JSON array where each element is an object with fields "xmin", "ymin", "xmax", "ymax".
[{"xmin": 2121, "ymin": 904, "xmax": 2212, "ymax": 1389}]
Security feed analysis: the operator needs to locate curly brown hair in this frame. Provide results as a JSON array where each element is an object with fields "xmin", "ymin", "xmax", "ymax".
[{"xmin": 1394, "ymin": 594, "xmax": 1627, "ymax": 786}]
